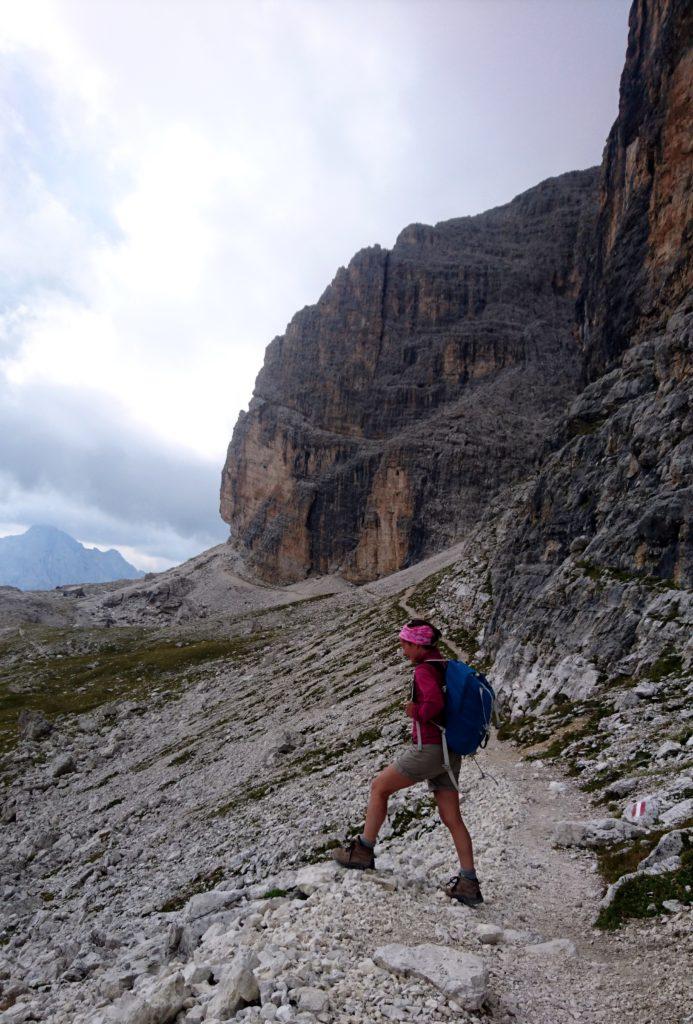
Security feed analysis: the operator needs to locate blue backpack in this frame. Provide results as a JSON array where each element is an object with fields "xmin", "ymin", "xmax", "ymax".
[
  {"xmin": 414, "ymin": 659, "xmax": 496, "ymax": 789},
  {"xmin": 442, "ymin": 660, "xmax": 495, "ymax": 756}
]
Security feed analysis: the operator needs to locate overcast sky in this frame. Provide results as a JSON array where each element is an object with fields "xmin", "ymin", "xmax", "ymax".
[{"xmin": 0, "ymin": 0, "xmax": 630, "ymax": 571}]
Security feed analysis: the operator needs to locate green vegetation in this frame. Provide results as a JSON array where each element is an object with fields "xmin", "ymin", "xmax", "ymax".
[
  {"xmin": 261, "ymin": 887, "xmax": 292, "ymax": 899},
  {"xmin": 643, "ymin": 650, "xmax": 684, "ymax": 682},
  {"xmin": 157, "ymin": 866, "xmax": 225, "ymax": 913},
  {"xmin": 390, "ymin": 798, "xmax": 434, "ymax": 837},
  {"xmin": 576, "ymin": 561, "xmax": 679, "ymax": 592},
  {"xmin": 0, "ymin": 627, "xmax": 269, "ymax": 757},
  {"xmin": 169, "ymin": 748, "xmax": 196, "ymax": 767},
  {"xmin": 596, "ymin": 849, "xmax": 693, "ymax": 930},
  {"xmin": 407, "ymin": 567, "xmax": 453, "ymax": 612}
]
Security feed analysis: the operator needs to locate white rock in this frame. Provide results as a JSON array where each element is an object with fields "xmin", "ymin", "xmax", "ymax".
[
  {"xmin": 659, "ymin": 799, "xmax": 693, "ymax": 827},
  {"xmin": 294, "ymin": 863, "xmax": 340, "ymax": 895},
  {"xmin": 207, "ymin": 964, "xmax": 260, "ymax": 1019},
  {"xmin": 98, "ymin": 972, "xmax": 189, "ymax": 1024},
  {"xmin": 638, "ymin": 828, "xmax": 690, "ymax": 869},
  {"xmin": 525, "ymin": 939, "xmax": 577, "ymax": 957},
  {"xmin": 662, "ymin": 899, "xmax": 686, "ymax": 913},
  {"xmin": 297, "ymin": 987, "xmax": 329, "ymax": 1013},
  {"xmin": 476, "ymin": 923, "xmax": 503, "ymax": 945},
  {"xmin": 548, "ymin": 781, "xmax": 566, "ymax": 794},
  {"xmin": 184, "ymin": 889, "xmax": 243, "ymax": 922},
  {"xmin": 183, "ymin": 962, "xmax": 212, "ymax": 985},
  {"xmin": 553, "ymin": 818, "xmax": 639, "ymax": 847},
  {"xmin": 373, "ymin": 943, "xmax": 488, "ymax": 1011},
  {"xmin": 623, "ymin": 796, "xmax": 660, "ymax": 827},
  {"xmin": 656, "ymin": 740, "xmax": 682, "ymax": 759},
  {"xmin": 50, "ymin": 754, "xmax": 76, "ymax": 779}
]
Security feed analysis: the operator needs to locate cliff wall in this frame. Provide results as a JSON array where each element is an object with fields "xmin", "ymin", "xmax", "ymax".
[
  {"xmin": 221, "ymin": 170, "xmax": 599, "ymax": 582},
  {"xmin": 459, "ymin": 0, "xmax": 692, "ymax": 707}
]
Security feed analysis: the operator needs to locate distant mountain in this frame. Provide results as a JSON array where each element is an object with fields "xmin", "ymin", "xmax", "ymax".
[{"xmin": 0, "ymin": 525, "xmax": 145, "ymax": 591}]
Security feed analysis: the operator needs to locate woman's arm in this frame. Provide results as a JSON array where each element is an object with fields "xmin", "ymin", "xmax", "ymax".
[{"xmin": 411, "ymin": 662, "xmax": 444, "ymax": 723}]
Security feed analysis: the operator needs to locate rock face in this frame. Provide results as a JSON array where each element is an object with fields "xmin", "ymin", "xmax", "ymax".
[
  {"xmin": 221, "ymin": 170, "xmax": 599, "ymax": 583},
  {"xmin": 482, "ymin": 0, "xmax": 692, "ymax": 704}
]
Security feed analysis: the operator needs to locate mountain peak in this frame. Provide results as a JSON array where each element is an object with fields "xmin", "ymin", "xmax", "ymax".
[{"xmin": 0, "ymin": 526, "xmax": 144, "ymax": 591}]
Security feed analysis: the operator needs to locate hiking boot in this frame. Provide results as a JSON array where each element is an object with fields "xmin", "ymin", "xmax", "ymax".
[
  {"xmin": 444, "ymin": 872, "xmax": 483, "ymax": 906},
  {"xmin": 330, "ymin": 837, "xmax": 375, "ymax": 871}
]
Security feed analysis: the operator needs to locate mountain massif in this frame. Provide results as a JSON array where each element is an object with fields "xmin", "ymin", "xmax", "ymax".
[{"xmin": 0, "ymin": 526, "xmax": 144, "ymax": 591}]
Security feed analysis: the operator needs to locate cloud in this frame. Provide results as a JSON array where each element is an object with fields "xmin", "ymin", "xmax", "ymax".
[
  {"xmin": 0, "ymin": 378, "xmax": 227, "ymax": 569},
  {"xmin": 0, "ymin": 0, "xmax": 630, "ymax": 566}
]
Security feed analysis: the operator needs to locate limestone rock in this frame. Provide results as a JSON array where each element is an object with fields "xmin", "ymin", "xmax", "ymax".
[
  {"xmin": 476, "ymin": 923, "xmax": 503, "ymax": 945},
  {"xmin": 49, "ymin": 754, "xmax": 76, "ymax": 779},
  {"xmin": 206, "ymin": 963, "xmax": 260, "ymax": 1020},
  {"xmin": 373, "ymin": 943, "xmax": 488, "ymax": 1011},
  {"xmin": 221, "ymin": 170, "xmax": 599, "ymax": 584},
  {"xmin": 552, "ymin": 818, "xmax": 640, "ymax": 848},
  {"xmin": 525, "ymin": 939, "xmax": 577, "ymax": 958},
  {"xmin": 18, "ymin": 710, "xmax": 52, "ymax": 741},
  {"xmin": 95, "ymin": 972, "xmax": 189, "ymax": 1024}
]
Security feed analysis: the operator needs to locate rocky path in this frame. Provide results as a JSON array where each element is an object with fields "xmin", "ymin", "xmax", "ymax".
[{"xmin": 1, "ymin": 583, "xmax": 691, "ymax": 1024}]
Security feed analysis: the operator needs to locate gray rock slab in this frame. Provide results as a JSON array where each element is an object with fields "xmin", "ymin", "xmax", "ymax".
[
  {"xmin": 660, "ymin": 799, "xmax": 693, "ymax": 827},
  {"xmin": 184, "ymin": 888, "xmax": 243, "ymax": 922},
  {"xmin": 552, "ymin": 817, "xmax": 639, "ymax": 848},
  {"xmin": 525, "ymin": 939, "xmax": 577, "ymax": 957},
  {"xmin": 373, "ymin": 943, "xmax": 488, "ymax": 1010}
]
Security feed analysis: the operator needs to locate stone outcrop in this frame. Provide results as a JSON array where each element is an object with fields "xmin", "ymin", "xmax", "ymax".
[
  {"xmin": 480, "ymin": 0, "xmax": 692, "ymax": 705},
  {"xmin": 221, "ymin": 170, "xmax": 599, "ymax": 582}
]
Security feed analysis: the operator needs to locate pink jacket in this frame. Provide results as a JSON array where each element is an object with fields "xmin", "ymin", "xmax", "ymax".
[{"xmin": 410, "ymin": 650, "xmax": 446, "ymax": 745}]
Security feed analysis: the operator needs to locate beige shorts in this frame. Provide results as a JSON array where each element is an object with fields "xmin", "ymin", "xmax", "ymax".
[{"xmin": 394, "ymin": 744, "xmax": 461, "ymax": 792}]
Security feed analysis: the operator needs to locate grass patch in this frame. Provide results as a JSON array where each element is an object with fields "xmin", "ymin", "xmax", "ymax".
[
  {"xmin": 596, "ymin": 848, "xmax": 693, "ymax": 930},
  {"xmin": 0, "ymin": 628, "xmax": 268, "ymax": 757},
  {"xmin": 169, "ymin": 748, "xmax": 196, "ymax": 767},
  {"xmin": 576, "ymin": 561, "xmax": 679, "ymax": 592},
  {"xmin": 390, "ymin": 798, "xmax": 432, "ymax": 837},
  {"xmin": 407, "ymin": 567, "xmax": 453, "ymax": 612},
  {"xmin": 261, "ymin": 887, "xmax": 291, "ymax": 899},
  {"xmin": 642, "ymin": 650, "xmax": 684, "ymax": 682}
]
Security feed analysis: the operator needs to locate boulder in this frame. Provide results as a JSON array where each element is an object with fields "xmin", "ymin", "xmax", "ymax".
[
  {"xmin": 297, "ymin": 987, "xmax": 329, "ymax": 1013},
  {"xmin": 95, "ymin": 972, "xmax": 189, "ymax": 1024},
  {"xmin": 659, "ymin": 799, "xmax": 693, "ymax": 828},
  {"xmin": 373, "ymin": 943, "xmax": 488, "ymax": 1011},
  {"xmin": 655, "ymin": 740, "xmax": 682, "ymax": 759},
  {"xmin": 638, "ymin": 828, "xmax": 691, "ymax": 870},
  {"xmin": 293, "ymin": 863, "xmax": 340, "ymax": 895},
  {"xmin": 206, "ymin": 964, "xmax": 260, "ymax": 1020},
  {"xmin": 184, "ymin": 889, "xmax": 243, "ymax": 922},
  {"xmin": 552, "ymin": 818, "xmax": 639, "ymax": 848},
  {"xmin": 623, "ymin": 796, "xmax": 660, "ymax": 828},
  {"xmin": 49, "ymin": 754, "xmax": 76, "ymax": 779},
  {"xmin": 476, "ymin": 923, "xmax": 503, "ymax": 945},
  {"xmin": 18, "ymin": 710, "xmax": 52, "ymax": 740}
]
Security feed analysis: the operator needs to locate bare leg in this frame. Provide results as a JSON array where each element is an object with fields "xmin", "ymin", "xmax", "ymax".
[
  {"xmin": 363, "ymin": 764, "xmax": 415, "ymax": 844},
  {"xmin": 434, "ymin": 789, "xmax": 475, "ymax": 871}
]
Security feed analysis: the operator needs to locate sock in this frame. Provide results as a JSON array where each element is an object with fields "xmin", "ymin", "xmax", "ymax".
[
  {"xmin": 358, "ymin": 835, "xmax": 375, "ymax": 850},
  {"xmin": 459, "ymin": 868, "xmax": 477, "ymax": 881}
]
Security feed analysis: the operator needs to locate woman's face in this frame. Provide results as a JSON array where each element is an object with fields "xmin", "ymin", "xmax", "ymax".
[{"xmin": 400, "ymin": 639, "xmax": 428, "ymax": 663}]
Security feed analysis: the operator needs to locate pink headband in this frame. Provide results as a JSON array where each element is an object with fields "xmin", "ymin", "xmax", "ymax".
[{"xmin": 399, "ymin": 624, "xmax": 435, "ymax": 646}]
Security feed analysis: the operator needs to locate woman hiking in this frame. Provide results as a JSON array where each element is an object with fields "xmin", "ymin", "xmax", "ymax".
[{"xmin": 331, "ymin": 618, "xmax": 483, "ymax": 907}]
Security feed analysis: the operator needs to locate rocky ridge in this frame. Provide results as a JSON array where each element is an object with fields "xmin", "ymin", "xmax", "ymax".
[{"xmin": 221, "ymin": 169, "xmax": 599, "ymax": 583}]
